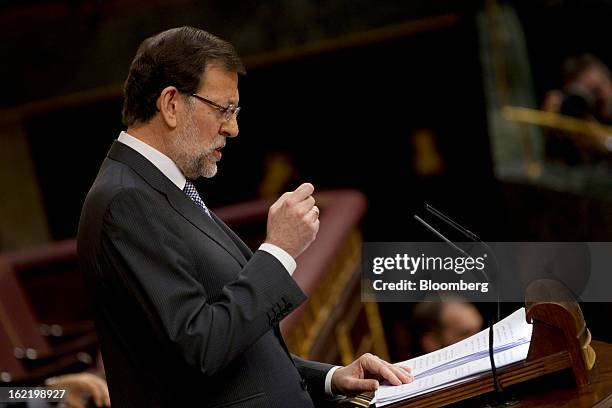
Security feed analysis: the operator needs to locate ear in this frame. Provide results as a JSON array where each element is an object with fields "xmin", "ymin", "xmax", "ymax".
[{"xmin": 156, "ymin": 86, "xmax": 181, "ymax": 128}]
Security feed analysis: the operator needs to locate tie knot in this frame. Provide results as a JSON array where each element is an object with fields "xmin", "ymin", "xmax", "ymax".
[
  {"xmin": 183, "ymin": 180, "xmax": 212, "ymax": 218},
  {"xmin": 183, "ymin": 180, "xmax": 199, "ymax": 199}
]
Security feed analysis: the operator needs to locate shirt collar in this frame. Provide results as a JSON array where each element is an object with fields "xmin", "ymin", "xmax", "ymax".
[{"xmin": 117, "ymin": 131, "xmax": 186, "ymax": 190}]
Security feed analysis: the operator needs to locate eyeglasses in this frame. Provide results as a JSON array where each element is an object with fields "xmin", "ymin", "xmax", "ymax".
[{"xmin": 190, "ymin": 94, "xmax": 241, "ymax": 123}]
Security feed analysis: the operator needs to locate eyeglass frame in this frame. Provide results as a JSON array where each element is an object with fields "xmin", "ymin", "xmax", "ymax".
[{"xmin": 189, "ymin": 93, "xmax": 241, "ymax": 122}]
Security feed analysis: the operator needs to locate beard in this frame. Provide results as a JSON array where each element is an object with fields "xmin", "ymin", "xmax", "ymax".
[{"xmin": 170, "ymin": 110, "xmax": 224, "ymax": 180}]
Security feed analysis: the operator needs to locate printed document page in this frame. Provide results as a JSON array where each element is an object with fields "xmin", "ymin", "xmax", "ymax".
[{"xmin": 375, "ymin": 308, "xmax": 532, "ymax": 406}]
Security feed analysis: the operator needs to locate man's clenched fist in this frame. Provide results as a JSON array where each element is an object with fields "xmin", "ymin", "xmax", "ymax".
[{"xmin": 265, "ymin": 183, "xmax": 320, "ymax": 258}]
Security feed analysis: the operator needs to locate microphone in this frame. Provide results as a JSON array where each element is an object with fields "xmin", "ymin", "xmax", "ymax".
[
  {"xmin": 425, "ymin": 203, "xmax": 480, "ymax": 241},
  {"xmin": 413, "ymin": 215, "xmax": 472, "ymax": 257},
  {"xmin": 413, "ymin": 214, "xmax": 493, "ymax": 285},
  {"xmin": 424, "ymin": 204, "xmax": 500, "ymax": 320},
  {"xmin": 413, "ymin": 205, "xmax": 515, "ymax": 407}
]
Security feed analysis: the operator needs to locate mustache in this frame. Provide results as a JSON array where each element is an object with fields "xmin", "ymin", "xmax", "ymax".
[
  {"xmin": 210, "ymin": 136, "xmax": 225, "ymax": 151},
  {"xmin": 201, "ymin": 141, "xmax": 225, "ymax": 157}
]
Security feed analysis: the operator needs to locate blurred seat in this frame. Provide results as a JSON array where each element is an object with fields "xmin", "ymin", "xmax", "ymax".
[
  {"xmin": 0, "ymin": 324, "xmax": 90, "ymax": 385},
  {"xmin": 0, "ymin": 258, "xmax": 93, "ymax": 384},
  {"xmin": 2, "ymin": 239, "xmax": 95, "ymax": 340}
]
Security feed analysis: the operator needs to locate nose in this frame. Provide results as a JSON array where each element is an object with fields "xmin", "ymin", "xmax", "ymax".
[{"xmin": 220, "ymin": 117, "xmax": 239, "ymax": 138}]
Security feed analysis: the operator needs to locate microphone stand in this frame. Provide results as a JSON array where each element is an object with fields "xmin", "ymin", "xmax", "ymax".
[
  {"xmin": 425, "ymin": 204, "xmax": 500, "ymax": 321},
  {"xmin": 414, "ymin": 205, "xmax": 518, "ymax": 407}
]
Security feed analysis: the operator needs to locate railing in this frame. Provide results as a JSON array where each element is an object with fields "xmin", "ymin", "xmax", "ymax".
[
  {"xmin": 501, "ymin": 105, "xmax": 612, "ymax": 137},
  {"xmin": 499, "ymin": 105, "xmax": 612, "ymax": 180}
]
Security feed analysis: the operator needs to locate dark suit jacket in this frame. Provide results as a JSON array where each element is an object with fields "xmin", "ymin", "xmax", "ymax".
[{"xmin": 78, "ymin": 141, "xmax": 333, "ymax": 407}]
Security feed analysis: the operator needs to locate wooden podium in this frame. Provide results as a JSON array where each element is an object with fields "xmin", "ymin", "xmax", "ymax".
[{"xmin": 342, "ymin": 279, "xmax": 612, "ymax": 407}]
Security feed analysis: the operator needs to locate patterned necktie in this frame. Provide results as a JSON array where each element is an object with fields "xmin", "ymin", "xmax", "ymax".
[{"xmin": 183, "ymin": 180, "xmax": 212, "ymax": 219}]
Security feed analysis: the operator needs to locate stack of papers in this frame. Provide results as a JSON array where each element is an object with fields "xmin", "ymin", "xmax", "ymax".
[{"xmin": 375, "ymin": 308, "xmax": 533, "ymax": 407}]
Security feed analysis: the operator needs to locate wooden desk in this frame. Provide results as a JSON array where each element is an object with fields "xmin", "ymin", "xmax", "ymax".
[
  {"xmin": 505, "ymin": 340, "xmax": 612, "ymax": 408},
  {"xmin": 380, "ymin": 341, "xmax": 612, "ymax": 408},
  {"xmin": 368, "ymin": 283, "xmax": 607, "ymax": 408}
]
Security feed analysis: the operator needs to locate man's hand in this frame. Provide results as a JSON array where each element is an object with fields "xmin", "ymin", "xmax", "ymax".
[
  {"xmin": 265, "ymin": 183, "xmax": 319, "ymax": 258},
  {"xmin": 46, "ymin": 372, "xmax": 110, "ymax": 407},
  {"xmin": 331, "ymin": 353, "xmax": 413, "ymax": 396}
]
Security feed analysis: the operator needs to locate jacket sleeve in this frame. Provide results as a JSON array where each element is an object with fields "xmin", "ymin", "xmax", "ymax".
[
  {"xmin": 293, "ymin": 355, "xmax": 335, "ymax": 403},
  {"xmin": 100, "ymin": 187, "xmax": 307, "ymax": 376}
]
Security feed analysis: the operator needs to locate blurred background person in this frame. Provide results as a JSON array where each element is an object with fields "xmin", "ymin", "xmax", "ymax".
[
  {"xmin": 544, "ymin": 53, "xmax": 612, "ymax": 165},
  {"xmin": 1, "ymin": 371, "xmax": 109, "ymax": 408},
  {"xmin": 408, "ymin": 301, "xmax": 483, "ymax": 356},
  {"xmin": 45, "ymin": 372, "xmax": 110, "ymax": 408},
  {"xmin": 561, "ymin": 53, "xmax": 612, "ymax": 124}
]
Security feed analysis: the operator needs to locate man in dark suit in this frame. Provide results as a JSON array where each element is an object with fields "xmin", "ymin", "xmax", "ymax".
[{"xmin": 78, "ymin": 26, "xmax": 411, "ymax": 407}]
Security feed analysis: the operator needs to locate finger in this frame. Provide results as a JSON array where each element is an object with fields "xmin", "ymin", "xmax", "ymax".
[
  {"xmin": 376, "ymin": 356, "xmax": 412, "ymax": 384},
  {"xmin": 102, "ymin": 382, "xmax": 111, "ymax": 406},
  {"xmin": 294, "ymin": 196, "xmax": 315, "ymax": 214},
  {"xmin": 363, "ymin": 356, "xmax": 402, "ymax": 386},
  {"xmin": 396, "ymin": 365, "xmax": 413, "ymax": 381},
  {"xmin": 380, "ymin": 365, "xmax": 403, "ymax": 386},
  {"xmin": 89, "ymin": 376, "xmax": 110, "ymax": 407},
  {"xmin": 291, "ymin": 183, "xmax": 314, "ymax": 201},
  {"xmin": 385, "ymin": 363, "xmax": 412, "ymax": 383},
  {"xmin": 309, "ymin": 205, "xmax": 320, "ymax": 222},
  {"xmin": 396, "ymin": 364, "xmax": 412, "ymax": 374},
  {"xmin": 271, "ymin": 192, "xmax": 292, "ymax": 209},
  {"xmin": 292, "ymin": 201, "xmax": 316, "ymax": 224},
  {"xmin": 279, "ymin": 191, "xmax": 292, "ymax": 201},
  {"xmin": 88, "ymin": 380, "xmax": 105, "ymax": 407}
]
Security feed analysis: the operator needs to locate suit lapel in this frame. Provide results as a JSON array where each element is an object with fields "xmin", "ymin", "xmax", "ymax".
[
  {"xmin": 211, "ymin": 213, "xmax": 254, "ymax": 260},
  {"xmin": 166, "ymin": 187, "xmax": 248, "ymax": 267},
  {"xmin": 107, "ymin": 141, "xmax": 248, "ymax": 267}
]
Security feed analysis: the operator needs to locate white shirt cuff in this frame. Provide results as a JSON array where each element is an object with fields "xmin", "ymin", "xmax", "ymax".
[
  {"xmin": 258, "ymin": 243, "xmax": 297, "ymax": 276},
  {"xmin": 324, "ymin": 366, "xmax": 342, "ymax": 397}
]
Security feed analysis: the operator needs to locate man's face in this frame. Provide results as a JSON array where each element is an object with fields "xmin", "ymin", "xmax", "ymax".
[{"xmin": 169, "ymin": 64, "xmax": 239, "ymax": 179}]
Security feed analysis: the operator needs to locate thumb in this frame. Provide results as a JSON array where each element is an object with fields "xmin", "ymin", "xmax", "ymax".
[
  {"xmin": 344, "ymin": 378, "xmax": 380, "ymax": 393},
  {"xmin": 292, "ymin": 183, "xmax": 314, "ymax": 201}
]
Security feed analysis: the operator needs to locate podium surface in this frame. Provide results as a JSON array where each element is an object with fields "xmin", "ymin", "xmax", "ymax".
[
  {"xmin": 380, "ymin": 340, "xmax": 612, "ymax": 408},
  {"xmin": 508, "ymin": 340, "xmax": 612, "ymax": 408}
]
